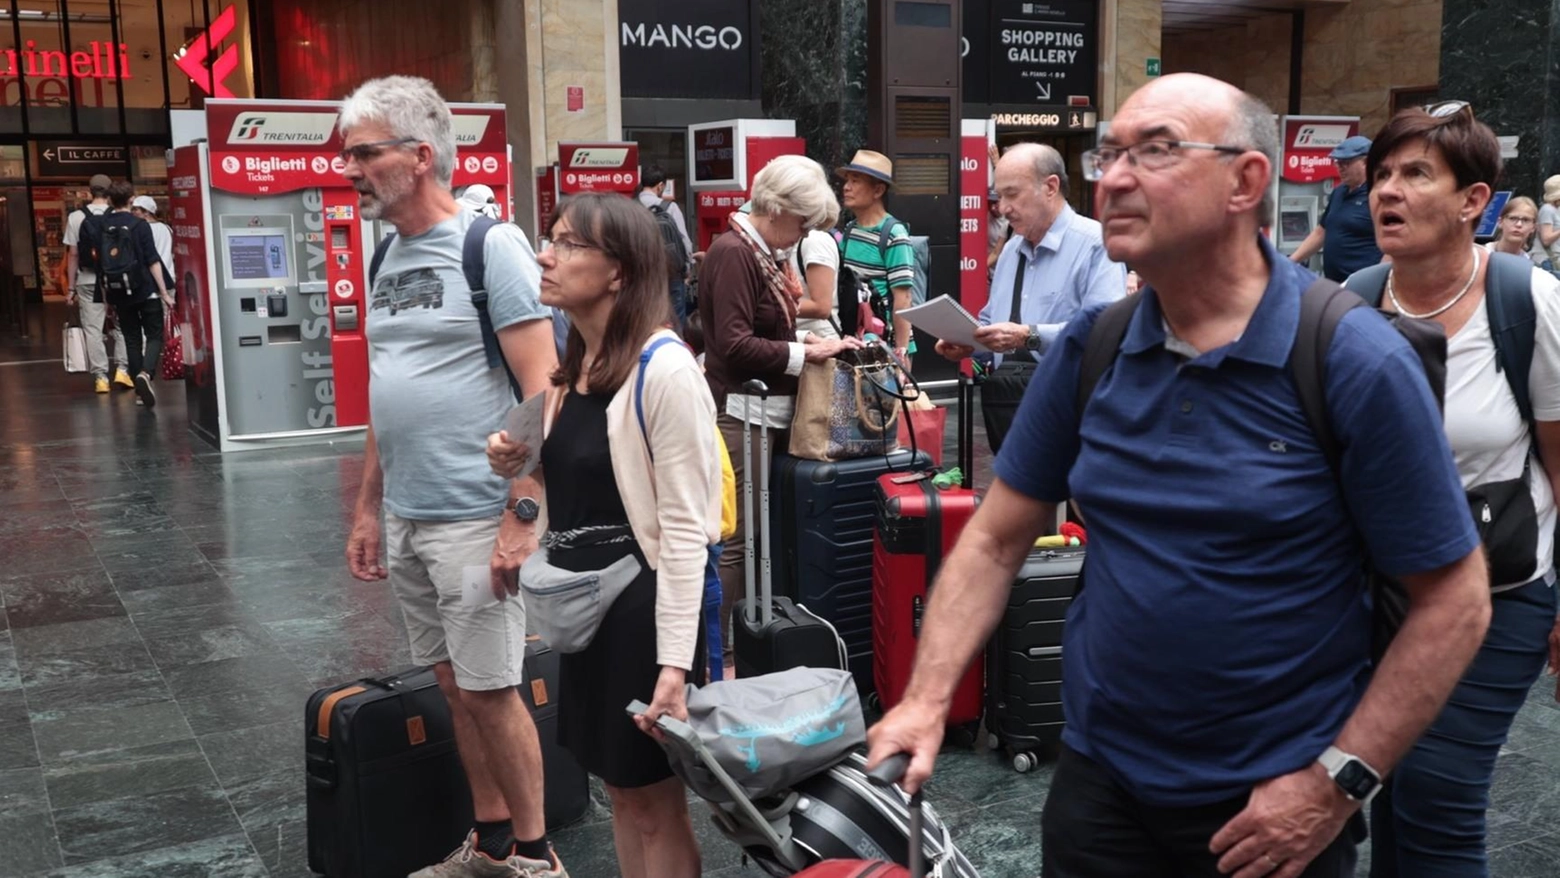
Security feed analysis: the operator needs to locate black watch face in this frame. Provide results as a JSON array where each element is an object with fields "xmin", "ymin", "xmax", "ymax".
[
  {"xmin": 514, "ymin": 498, "xmax": 539, "ymax": 521},
  {"xmin": 1335, "ymin": 760, "xmax": 1377, "ymax": 799}
]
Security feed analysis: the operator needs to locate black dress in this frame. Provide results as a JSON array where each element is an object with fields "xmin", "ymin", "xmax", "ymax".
[{"xmin": 541, "ymin": 390, "xmax": 704, "ymax": 789}]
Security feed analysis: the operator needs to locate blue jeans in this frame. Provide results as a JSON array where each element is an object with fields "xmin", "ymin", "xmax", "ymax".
[{"xmin": 1369, "ymin": 575, "xmax": 1557, "ymax": 878}]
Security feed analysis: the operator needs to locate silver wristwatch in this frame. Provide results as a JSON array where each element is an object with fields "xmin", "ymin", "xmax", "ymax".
[{"xmin": 1317, "ymin": 745, "xmax": 1382, "ymax": 804}]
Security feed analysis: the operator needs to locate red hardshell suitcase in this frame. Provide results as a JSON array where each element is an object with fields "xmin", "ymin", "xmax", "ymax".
[{"xmin": 871, "ymin": 377, "xmax": 982, "ymax": 725}]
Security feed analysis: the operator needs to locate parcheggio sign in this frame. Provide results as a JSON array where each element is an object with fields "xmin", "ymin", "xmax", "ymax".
[{"xmin": 618, "ymin": 0, "xmax": 756, "ymax": 100}]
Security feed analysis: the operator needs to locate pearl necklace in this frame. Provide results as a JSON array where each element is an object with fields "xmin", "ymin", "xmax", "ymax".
[{"xmin": 1386, "ymin": 245, "xmax": 1481, "ymax": 320}]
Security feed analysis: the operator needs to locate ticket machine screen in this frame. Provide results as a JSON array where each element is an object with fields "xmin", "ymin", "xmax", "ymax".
[
  {"xmin": 222, "ymin": 228, "xmax": 295, "ymax": 288},
  {"xmin": 1280, "ymin": 210, "xmax": 1313, "ymax": 242}
]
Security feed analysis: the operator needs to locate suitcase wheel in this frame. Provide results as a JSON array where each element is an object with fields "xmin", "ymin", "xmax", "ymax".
[
  {"xmin": 1012, "ymin": 751, "xmax": 1038, "ymax": 774},
  {"xmin": 986, "ymin": 733, "xmax": 1001, "ymax": 752},
  {"xmin": 865, "ymin": 692, "xmax": 881, "ymax": 712}
]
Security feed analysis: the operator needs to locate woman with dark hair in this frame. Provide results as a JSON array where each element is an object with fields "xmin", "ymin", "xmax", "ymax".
[
  {"xmin": 1359, "ymin": 101, "xmax": 1560, "ymax": 877},
  {"xmin": 486, "ymin": 192, "xmax": 720, "ymax": 878}
]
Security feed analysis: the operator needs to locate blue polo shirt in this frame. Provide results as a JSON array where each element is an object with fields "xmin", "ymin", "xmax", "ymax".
[
  {"xmin": 994, "ymin": 239, "xmax": 1478, "ymax": 807},
  {"xmin": 1320, "ymin": 182, "xmax": 1381, "ymax": 282}
]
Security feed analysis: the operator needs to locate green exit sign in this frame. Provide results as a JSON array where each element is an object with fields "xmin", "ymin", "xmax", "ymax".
[{"xmin": 1147, "ymin": 58, "xmax": 1162, "ymax": 77}]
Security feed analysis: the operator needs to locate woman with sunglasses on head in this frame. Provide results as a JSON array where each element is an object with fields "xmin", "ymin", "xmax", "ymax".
[
  {"xmin": 697, "ymin": 154, "xmax": 863, "ymax": 672},
  {"xmin": 1484, "ymin": 196, "xmax": 1541, "ymax": 261},
  {"xmin": 485, "ymin": 193, "xmax": 720, "ymax": 878},
  {"xmin": 1357, "ymin": 101, "xmax": 1560, "ymax": 878}
]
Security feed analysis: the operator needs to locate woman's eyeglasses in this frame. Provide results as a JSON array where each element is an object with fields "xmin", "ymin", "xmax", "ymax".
[{"xmin": 548, "ymin": 237, "xmax": 601, "ymax": 260}]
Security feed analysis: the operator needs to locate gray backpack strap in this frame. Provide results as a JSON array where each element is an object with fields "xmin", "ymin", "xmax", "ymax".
[{"xmin": 1341, "ymin": 263, "xmax": 1391, "ymax": 307}]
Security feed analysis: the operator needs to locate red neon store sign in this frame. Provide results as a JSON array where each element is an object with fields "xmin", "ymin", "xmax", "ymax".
[{"xmin": 0, "ymin": 40, "xmax": 132, "ymax": 81}]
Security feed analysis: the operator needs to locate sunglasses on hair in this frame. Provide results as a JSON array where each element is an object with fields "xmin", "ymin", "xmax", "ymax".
[{"xmin": 1421, "ymin": 100, "xmax": 1473, "ymax": 120}]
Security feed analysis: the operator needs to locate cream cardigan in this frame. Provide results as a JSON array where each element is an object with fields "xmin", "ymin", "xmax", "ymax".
[{"xmin": 537, "ymin": 330, "xmax": 722, "ymax": 670}]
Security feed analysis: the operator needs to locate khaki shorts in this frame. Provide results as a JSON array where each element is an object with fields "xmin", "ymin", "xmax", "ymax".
[{"xmin": 385, "ymin": 513, "xmax": 526, "ymax": 691}]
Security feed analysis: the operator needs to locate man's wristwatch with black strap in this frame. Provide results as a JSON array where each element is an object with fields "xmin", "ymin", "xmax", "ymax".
[
  {"xmin": 1317, "ymin": 745, "xmax": 1382, "ymax": 804},
  {"xmin": 1023, "ymin": 324, "xmax": 1042, "ymax": 352},
  {"xmin": 510, "ymin": 496, "xmax": 539, "ymax": 523}
]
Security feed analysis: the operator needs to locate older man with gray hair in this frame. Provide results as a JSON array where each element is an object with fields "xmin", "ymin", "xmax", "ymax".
[
  {"xmin": 935, "ymin": 141, "xmax": 1125, "ymax": 452},
  {"xmin": 339, "ymin": 75, "xmax": 564, "ymax": 878}
]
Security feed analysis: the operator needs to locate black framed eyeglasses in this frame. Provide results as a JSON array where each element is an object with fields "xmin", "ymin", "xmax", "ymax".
[
  {"xmin": 338, "ymin": 137, "xmax": 419, "ymax": 164},
  {"xmin": 1421, "ymin": 100, "xmax": 1473, "ymax": 120},
  {"xmin": 1081, "ymin": 140, "xmax": 1247, "ymax": 182}
]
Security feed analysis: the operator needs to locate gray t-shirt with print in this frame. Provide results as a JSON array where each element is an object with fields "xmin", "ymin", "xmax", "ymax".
[{"xmin": 367, "ymin": 210, "xmax": 548, "ymax": 521}]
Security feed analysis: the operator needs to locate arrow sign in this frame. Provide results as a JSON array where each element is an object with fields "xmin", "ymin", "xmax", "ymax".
[
  {"xmin": 1035, "ymin": 82, "xmax": 1052, "ymax": 101},
  {"xmin": 43, "ymin": 149, "xmax": 54, "ymax": 160},
  {"xmin": 175, "ymin": 5, "xmax": 239, "ymax": 99}
]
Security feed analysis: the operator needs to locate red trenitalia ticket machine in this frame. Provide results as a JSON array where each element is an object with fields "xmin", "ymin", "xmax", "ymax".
[
  {"xmin": 171, "ymin": 99, "xmax": 512, "ymax": 452},
  {"xmin": 687, "ymin": 119, "xmax": 805, "ymax": 250}
]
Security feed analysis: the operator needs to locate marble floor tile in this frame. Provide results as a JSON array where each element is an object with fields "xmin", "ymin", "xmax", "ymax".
[
  {"xmin": 200, "ymin": 721, "xmax": 298, "ymax": 788},
  {"xmin": 0, "ymin": 809, "xmax": 63, "ymax": 875},
  {"xmin": 7, "ymin": 617, "xmax": 141, "ymax": 659},
  {"xmin": 1486, "ymin": 830, "xmax": 1560, "ymax": 878},
  {"xmin": 94, "ymin": 542, "xmax": 212, "ymax": 575},
  {"xmin": 161, "ymin": 654, "xmax": 307, "ymax": 703},
  {"xmin": 142, "ymin": 623, "xmax": 279, "ymax": 669},
  {"xmin": 42, "ymin": 739, "xmax": 217, "ymax": 810},
  {"xmin": 225, "ymin": 770, "xmax": 304, "ymax": 870},
  {"xmin": 0, "ymin": 570, "xmax": 123, "ymax": 629},
  {"xmin": 30, "ymin": 700, "xmax": 193, "ymax": 765},
  {"xmin": 21, "ymin": 668, "xmax": 173, "ymax": 714},
  {"xmin": 177, "ymin": 677, "xmax": 311, "ymax": 737},
  {"xmin": 106, "ymin": 560, "xmax": 222, "ymax": 596},
  {"xmin": 50, "ymin": 798, "xmax": 254, "ymax": 868},
  {"xmin": 17, "ymin": 641, "xmax": 158, "ymax": 690},
  {"xmin": 0, "ymin": 719, "xmax": 40, "ymax": 770},
  {"xmin": 0, "ymin": 766, "xmax": 48, "ymax": 817},
  {"xmin": 115, "ymin": 580, "xmax": 239, "ymax": 616},
  {"xmin": 127, "ymin": 602, "xmax": 269, "ymax": 641}
]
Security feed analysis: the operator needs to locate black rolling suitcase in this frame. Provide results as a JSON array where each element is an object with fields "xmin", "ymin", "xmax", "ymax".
[
  {"xmin": 771, "ymin": 448, "xmax": 932, "ymax": 689},
  {"xmin": 985, "ymin": 547, "xmax": 1083, "ymax": 774},
  {"xmin": 733, "ymin": 379, "xmax": 849, "ymax": 677},
  {"xmin": 306, "ymin": 641, "xmax": 590, "ymax": 877}
]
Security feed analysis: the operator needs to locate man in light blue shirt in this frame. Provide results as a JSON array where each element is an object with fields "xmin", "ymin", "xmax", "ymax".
[{"xmin": 936, "ymin": 142, "xmax": 1125, "ymax": 449}]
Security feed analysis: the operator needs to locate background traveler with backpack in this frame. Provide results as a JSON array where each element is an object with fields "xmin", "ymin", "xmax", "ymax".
[
  {"xmin": 99, "ymin": 182, "xmax": 172, "ymax": 408},
  {"xmin": 1351, "ymin": 101, "xmax": 1560, "ymax": 878},
  {"xmin": 639, "ymin": 166, "xmax": 696, "ymax": 324},
  {"xmin": 63, "ymin": 173, "xmax": 130, "ymax": 394},
  {"xmin": 837, "ymin": 150, "xmax": 918, "ymax": 365}
]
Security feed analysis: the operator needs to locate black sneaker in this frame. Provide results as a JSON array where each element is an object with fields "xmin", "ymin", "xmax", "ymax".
[{"xmin": 134, "ymin": 372, "xmax": 156, "ymax": 408}]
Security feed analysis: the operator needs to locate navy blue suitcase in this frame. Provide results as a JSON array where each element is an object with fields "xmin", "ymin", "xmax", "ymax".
[
  {"xmin": 770, "ymin": 449, "xmax": 933, "ymax": 690},
  {"xmin": 985, "ymin": 547, "xmax": 1082, "ymax": 773}
]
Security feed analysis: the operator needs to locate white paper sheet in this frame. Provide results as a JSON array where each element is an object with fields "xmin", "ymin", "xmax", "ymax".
[
  {"xmin": 499, "ymin": 392, "xmax": 548, "ymax": 480},
  {"xmin": 461, "ymin": 565, "xmax": 495, "ymax": 607},
  {"xmin": 898, "ymin": 295, "xmax": 993, "ymax": 352}
]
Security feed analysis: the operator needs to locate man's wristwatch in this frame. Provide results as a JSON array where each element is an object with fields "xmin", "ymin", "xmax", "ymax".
[
  {"xmin": 1023, "ymin": 325, "xmax": 1042, "ymax": 351},
  {"xmin": 1317, "ymin": 746, "xmax": 1382, "ymax": 803},
  {"xmin": 510, "ymin": 496, "xmax": 539, "ymax": 523}
]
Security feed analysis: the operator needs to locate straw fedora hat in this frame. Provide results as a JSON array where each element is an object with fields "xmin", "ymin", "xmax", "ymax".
[{"xmin": 836, "ymin": 149, "xmax": 894, "ymax": 186}]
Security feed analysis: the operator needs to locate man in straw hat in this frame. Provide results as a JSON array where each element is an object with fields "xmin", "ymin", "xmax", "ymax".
[{"xmin": 837, "ymin": 149, "xmax": 917, "ymax": 363}]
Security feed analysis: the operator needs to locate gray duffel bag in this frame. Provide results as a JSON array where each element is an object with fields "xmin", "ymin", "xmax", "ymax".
[{"xmin": 665, "ymin": 667, "xmax": 865, "ymax": 802}]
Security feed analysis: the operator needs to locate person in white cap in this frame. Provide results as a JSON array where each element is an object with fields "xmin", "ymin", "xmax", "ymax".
[
  {"xmin": 131, "ymin": 195, "xmax": 174, "ymax": 301},
  {"xmin": 457, "ymin": 183, "xmax": 503, "ymax": 220}
]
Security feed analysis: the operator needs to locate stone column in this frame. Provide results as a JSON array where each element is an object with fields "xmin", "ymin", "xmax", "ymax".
[
  {"xmin": 1100, "ymin": 0, "xmax": 1161, "ymax": 116},
  {"xmin": 757, "ymin": 0, "xmax": 869, "ymax": 177},
  {"xmin": 1439, "ymin": 0, "xmax": 1560, "ymax": 203},
  {"xmin": 495, "ymin": 0, "xmax": 623, "ymax": 237}
]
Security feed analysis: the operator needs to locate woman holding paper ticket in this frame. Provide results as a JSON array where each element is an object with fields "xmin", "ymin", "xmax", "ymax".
[
  {"xmin": 934, "ymin": 142, "xmax": 1124, "ymax": 451},
  {"xmin": 485, "ymin": 192, "xmax": 722, "ymax": 878}
]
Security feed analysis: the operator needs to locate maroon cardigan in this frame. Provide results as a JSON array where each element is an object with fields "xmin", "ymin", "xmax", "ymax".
[{"xmin": 698, "ymin": 230, "xmax": 799, "ymax": 408}]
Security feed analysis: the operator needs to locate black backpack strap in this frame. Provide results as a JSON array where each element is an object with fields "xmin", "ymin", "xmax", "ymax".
[
  {"xmin": 368, "ymin": 232, "xmax": 396, "ymax": 288},
  {"xmin": 462, "ymin": 216, "xmax": 523, "ymax": 400},
  {"xmin": 1341, "ymin": 263, "xmax": 1391, "ymax": 307},
  {"xmin": 1289, "ymin": 278, "xmax": 1366, "ymax": 473},
  {"xmin": 1075, "ymin": 292, "xmax": 1142, "ymax": 416},
  {"xmin": 1483, "ymin": 251, "xmax": 1537, "ymax": 428}
]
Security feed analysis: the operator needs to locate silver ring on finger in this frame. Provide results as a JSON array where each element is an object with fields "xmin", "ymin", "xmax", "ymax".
[{"xmin": 1263, "ymin": 853, "xmax": 1281, "ymax": 870}]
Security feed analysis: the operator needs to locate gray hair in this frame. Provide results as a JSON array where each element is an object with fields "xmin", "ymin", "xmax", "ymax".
[
  {"xmin": 750, "ymin": 155, "xmax": 840, "ymax": 230},
  {"xmin": 1225, "ymin": 92, "xmax": 1279, "ymax": 220},
  {"xmin": 1006, "ymin": 141, "xmax": 1068, "ymax": 193},
  {"xmin": 338, "ymin": 76, "xmax": 456, "ymax": 187}
]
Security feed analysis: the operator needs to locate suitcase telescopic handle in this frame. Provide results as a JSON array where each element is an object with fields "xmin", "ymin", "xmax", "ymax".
[
  {"xmin": 743, "ymin": 378, "xmax": 770, "ymax": 398},
  {"xmin": 867, "ymin": 752, "xmax": 926, "ymax": 878}
]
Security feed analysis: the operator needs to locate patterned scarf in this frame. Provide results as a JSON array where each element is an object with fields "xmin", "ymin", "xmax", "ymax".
[{"xmin": 729, "ymin": 212, "xmax": 801, "ymax": 328}]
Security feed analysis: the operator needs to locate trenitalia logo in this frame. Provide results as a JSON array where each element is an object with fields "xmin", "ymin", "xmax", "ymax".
[
  {"xmin": 225, "ymin": 112, "xmax": 340, "ymax": 145},
  {"xmin": 175, "ymin": 5, "xmax": 239, "ymax": 98},
  {"xmin": 1292, "ymin": 124, "xmax": 1350, "ymax": 149},
  {"xmin": 568, "ymin": 147, "xmax": 630, "ymax": 168}
]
